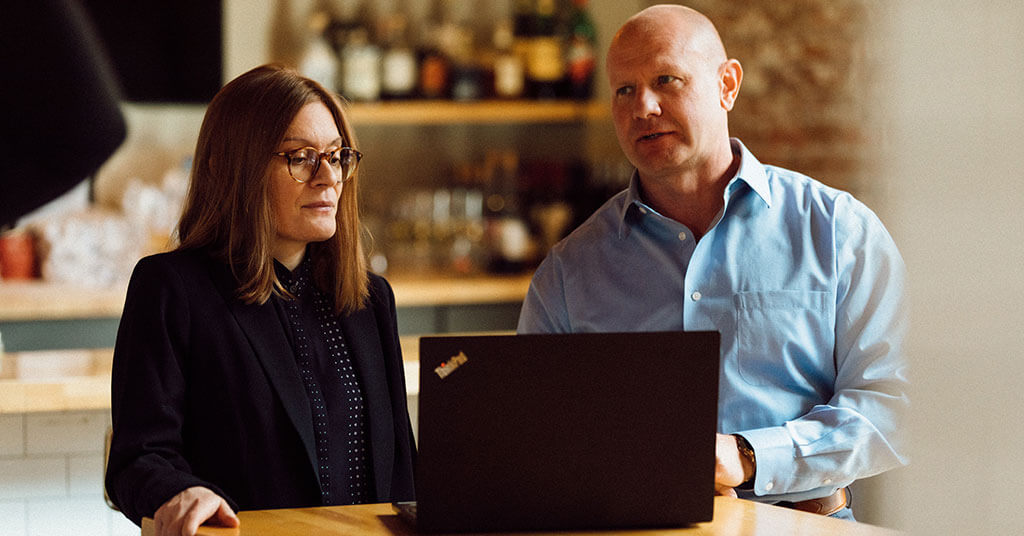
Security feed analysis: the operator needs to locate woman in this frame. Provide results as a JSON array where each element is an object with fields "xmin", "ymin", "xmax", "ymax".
[{"xmin": 105, "ymin": 65, "xmax": 415, "ymax": 535}]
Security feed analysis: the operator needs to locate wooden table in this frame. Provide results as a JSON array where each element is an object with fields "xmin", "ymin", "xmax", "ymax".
[{"xmin": 141, "ymin": 496, "xmax": 902, "ymax": 536}]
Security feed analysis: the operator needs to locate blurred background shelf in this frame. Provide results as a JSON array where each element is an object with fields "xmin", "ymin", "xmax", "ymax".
[
  {"xmin": 0, "ymin": 282, "xmax": 126, "ymax": 321},
  {"xmin": 0, "ymin": 347, "xmax": 414, "ymax": 415},
  {"xmin": 0, "ymin": 349, "xmax": 113, "ymax": 414},
  {"xmin": 0, "ymin": 274, "xmax": 531, "ymax": 352},
  {"xmin": 348, "ymin": 99, "xmax": 606, "ymax": 125},
  {"xmin": 0, "ymin": 334, "xmax": 475, "ymax": 413}
]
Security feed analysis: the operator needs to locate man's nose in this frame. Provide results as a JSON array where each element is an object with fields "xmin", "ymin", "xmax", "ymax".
[{"xmin": 634, "ymin": 87, "xmax": 662, "ymax": 118}]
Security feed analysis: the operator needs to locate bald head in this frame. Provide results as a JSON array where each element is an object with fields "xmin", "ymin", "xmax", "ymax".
[
  {"xmin": 609, "ymin": 4, "xmax": 728, "ymax": 68},
  {"xmin": 605, "ymin": 4, "xmax": 743, "ymax": 198}
]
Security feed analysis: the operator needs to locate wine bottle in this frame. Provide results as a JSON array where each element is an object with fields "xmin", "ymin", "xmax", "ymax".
[
  {"xmin": 525, "ymin": 0, "xmax": 565, "ymax": 99},
  {"xmin": 340, "ymin": 27, "xmax": 382, "ymax": 101},
  {"xmin": 380, "ymin": 10, "xmax": 418, "ymax": 99},
  {"xmin": 565, "ymin": 0, "xmax": 597, "ymax": 100},
  {"xmin": 492, "ymin": 18, "xmax": 525, "ymax": 99}
]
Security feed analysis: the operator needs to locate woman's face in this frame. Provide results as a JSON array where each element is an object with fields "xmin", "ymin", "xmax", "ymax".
[{"xmin": 269, "ymin": 101, "xmax": 345, "ymax": 262}]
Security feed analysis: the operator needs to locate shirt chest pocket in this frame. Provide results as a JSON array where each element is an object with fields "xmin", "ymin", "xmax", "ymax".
[{"xmin": 733, "ymin": 290, "xmax": 835, "ymax": 389}]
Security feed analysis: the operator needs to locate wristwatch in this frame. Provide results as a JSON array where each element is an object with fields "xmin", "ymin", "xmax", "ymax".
[{"xmin": 733, "ymin": 434, "xmax": 756, "ymax": 490}]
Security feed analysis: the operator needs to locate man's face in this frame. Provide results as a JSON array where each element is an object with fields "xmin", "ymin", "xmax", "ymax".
[{"xmin": 607, "ymin": 29, "xmax": 730, "ymax": 182}]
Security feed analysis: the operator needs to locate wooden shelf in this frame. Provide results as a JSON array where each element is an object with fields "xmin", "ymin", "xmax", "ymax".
[
  {"xmin": 347, "ymin": 99, "xmax": 606, "ymax": 125},
  {"xmin": 0, "ymin": 274, "xmax": 531, "ymax": 322},
  {"xmin": 389, "ymin": 273, "xmax": 532, "ymax": 307},
  {"xmin": 0, "ymin": 349, "xmax": 113, "ymax": 414},
  {"xmin": 0, "ymin": 282, "xmax": 127, "ymax": 321},
  {"xmin": 0, "ymin": 376, "xmax": 112, "ymax": 414},
  {"xmin": 0, "ymin": 348, "xmax": 428, "ymax": 414}
]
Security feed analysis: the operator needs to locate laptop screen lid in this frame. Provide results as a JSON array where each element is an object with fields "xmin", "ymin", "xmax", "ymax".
[{"xmin": 412, "ymin": 331, "xmax": 721, "ymax": 533}]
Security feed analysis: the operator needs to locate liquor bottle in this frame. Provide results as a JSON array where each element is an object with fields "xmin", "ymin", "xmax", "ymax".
[
  {"xmin": 565, "ymin": 0, "xmax": 597, "ymax": 100},
  {"xmin": 525, "ymin": 0, "xmax": 566, "ymax": 99},
  {"xmin": 417, "ymin": 1, "xmax": 450, "ymax": 99},
  {"xmin": 325, "ymin": 0, "xmax": 362, "ymax": 56},
  {"xmin": 446, "ymin": 162, "xmax": 484, "ymax": 275},
  {"xmin": 483, "ymin": 150, "xmax": 533, "ymax": 273},
  {"xmin": 340, "ymin": 27, "xmax": 382, "ymax": 101},
  {"xmin": 436, "ymin": 0, "xmax": 480, "ymax": 101},
  {"xmin": 297, "ymin": 7, "xmax": 339, "ymax": 92},
  {"xmin": 511, "ymin": 0, "xmax": 534, "ymax": 72},
  {"xmin": 379, "ymin": 11, "xmax": 418, "ymax": 99},
  {"xmin": 491, "ymin": 18, "xmax": 525, "ymax": 99}
]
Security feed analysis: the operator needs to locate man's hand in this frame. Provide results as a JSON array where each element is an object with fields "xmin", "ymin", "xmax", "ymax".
[
  {"xmin": 153, "ymin": 486, "xmax": 239, "ymax": 536},
  {"xmin": 714, "ymin": 433, "xmax": 753, "ymax": 497}
]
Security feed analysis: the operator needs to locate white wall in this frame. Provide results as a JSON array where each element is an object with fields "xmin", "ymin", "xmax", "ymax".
[
  {"xmin": 0, "ymin": 411, "xmax": 138, "ymax": 536},
  {"xmin": 872, "ymin": 1, "xmax": 1024, "ymax": 533}
]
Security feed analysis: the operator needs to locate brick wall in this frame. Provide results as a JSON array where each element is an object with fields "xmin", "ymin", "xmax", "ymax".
[
  {"xmin": 683, "ymin": 0, "xmax": 877, "ymax": 195},
  {"xmin": 0, "ymin": 411, "xmax": 137, "ymax": 536}
]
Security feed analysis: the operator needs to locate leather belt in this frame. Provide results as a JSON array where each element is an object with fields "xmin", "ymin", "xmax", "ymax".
[{"xmin": 776, "ymin": 487, "xmax": 849, "ymax": 516}]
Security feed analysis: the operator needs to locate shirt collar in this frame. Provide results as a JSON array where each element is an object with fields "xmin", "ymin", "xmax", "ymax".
[
  {"xmin": 726, "ymin": 138, "xmax": 772, "ymax": 208},
  {"xmin": 616, "ymin": 138, "xmax": 772, "ymax": 237},
  {"xmin": 274, "ymin": 253, "xmax": 313, "ymax": 294}
]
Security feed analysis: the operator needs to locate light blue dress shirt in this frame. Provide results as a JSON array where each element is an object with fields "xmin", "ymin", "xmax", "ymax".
[{"xmin": 518, "ymin": 139, "xmax": 909, "ymax": 503}]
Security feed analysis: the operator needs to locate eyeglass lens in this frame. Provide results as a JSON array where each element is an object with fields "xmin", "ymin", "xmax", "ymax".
[{"xmin": 289, "ymin": 148, "xmax": 360, "ymax": 183}]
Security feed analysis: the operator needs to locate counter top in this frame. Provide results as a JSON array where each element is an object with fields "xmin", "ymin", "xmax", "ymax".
[
  {"xmin": 0, "ymin": 349, "xmax": 114, "ymax": 413},
  {"xmin": 141, "ymin": 496, "xmax": 902, "ymax": 536},
  {"xmin": 0, "ymin": 342, "xmax": 432, "ymax": 414},
  {"xmin": 0, "ymin": 375, "xmax": 112, "ymax": 414},
  {"xmin": 0, "ymin": 274, "xmax": 532, "ymax": 321},
  {"xmin": 0, "ymin": 281, "xmax": 127, "ymax": 321}
]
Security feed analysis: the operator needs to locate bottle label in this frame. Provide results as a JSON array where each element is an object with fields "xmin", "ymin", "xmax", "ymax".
[
  {"xmin": 496, "ymin": 217, "xmax": 531, "ymax": 261},
  {"xmin": 494, "ymin": 55, "xmax": 525, "ymax": 98},
  {"xmin": 567, "ymin": 37, "xmax": 596, "ymax": 84},
  {"xmin": 420, "ymin": 55, "xmax": 449, "ymax": 98},
  {"xmin": 382, "ymin": 49, "xmax": 417, "ymax": 95},
  {"xmin": 342, "ymin": 47, "xmax": 382, "ymax": 101},
  {"xmin": 527, "ymin": 37, "xmax": 564, "ymax": 82}
]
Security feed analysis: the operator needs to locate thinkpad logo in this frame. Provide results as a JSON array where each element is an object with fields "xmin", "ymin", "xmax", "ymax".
[{"xmin": 434, "ymin": 351, "xmax": 468, "ymax": 379}]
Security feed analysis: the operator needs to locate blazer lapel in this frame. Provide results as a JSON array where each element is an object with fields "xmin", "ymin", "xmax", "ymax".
[
  {"xmin": 209, "ymin": 264, "xmax": 320, "ymax": 488},
  {"xmin": 340, "ymin": 307, "xmax": 395, "ymax": 499}
]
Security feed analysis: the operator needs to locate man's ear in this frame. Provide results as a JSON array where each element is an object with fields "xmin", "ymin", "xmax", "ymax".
[{"xmin": 719, "ymin": 59, "xmax": 743, "ymax": 111}]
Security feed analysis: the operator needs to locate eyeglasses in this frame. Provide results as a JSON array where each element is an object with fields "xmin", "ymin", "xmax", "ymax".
[{"xmin": 273, "ymin": 146, "xmax": 363, "ymax": 184}]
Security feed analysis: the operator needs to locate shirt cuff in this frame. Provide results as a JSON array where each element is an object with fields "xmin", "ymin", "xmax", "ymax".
[{"xmin": 738, "ymin": 425, "xmax": 798, "ymax": 496}]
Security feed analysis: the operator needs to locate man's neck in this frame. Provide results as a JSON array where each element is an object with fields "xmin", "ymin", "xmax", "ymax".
[{"xmin": 640, "ymin": 147, "xmax": 740, "ymax": 240}]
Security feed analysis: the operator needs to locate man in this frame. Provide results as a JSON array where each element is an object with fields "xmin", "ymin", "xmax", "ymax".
[{"xmin": 517, "ymin": 5, "xmax": 908, "ymax": 520}]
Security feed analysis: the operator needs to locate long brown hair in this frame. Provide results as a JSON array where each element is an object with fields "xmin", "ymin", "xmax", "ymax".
[{"xmin": 177, "ymin": 64, "xmax": 368, "ymax": 314}]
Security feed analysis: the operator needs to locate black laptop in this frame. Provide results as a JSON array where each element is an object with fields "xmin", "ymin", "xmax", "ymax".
[{"xmin": 395, "ymin": 331, "xmax": 721, "ymax": 533}]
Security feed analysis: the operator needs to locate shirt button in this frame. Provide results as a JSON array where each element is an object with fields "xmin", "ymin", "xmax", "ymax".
[
  {"xmin": 765, "ymin": 481, "xmax": 774, "ymax": 492},
  {"xmin": 823, "ymin": 478, "xmax": 833, "ymax": 485},
  {"xmin": 678, "ymin": 231, "xmax": 687, "ymax": 241},
  {"xmin": 691, "ymin": 291, "xmax": 702, "ymax": 301},
  {"xmin": 639, "ymin": 206, "xmax": 648, "ymax": 215}
]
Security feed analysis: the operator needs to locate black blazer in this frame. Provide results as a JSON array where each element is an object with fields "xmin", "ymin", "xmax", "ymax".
[{"xmin": 105, "ymin": 249, "xmax": 415, "ymax": 525}]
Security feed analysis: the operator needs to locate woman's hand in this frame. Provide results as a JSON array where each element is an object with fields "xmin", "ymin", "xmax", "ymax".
[{"xmin": 153, "ymin": 486, "xmax": 239, "ymax": 536}]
